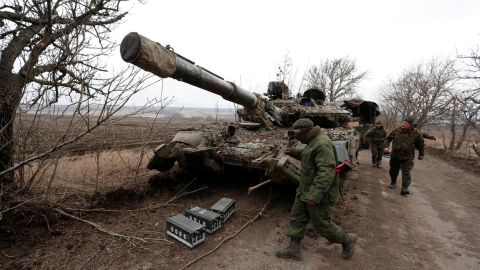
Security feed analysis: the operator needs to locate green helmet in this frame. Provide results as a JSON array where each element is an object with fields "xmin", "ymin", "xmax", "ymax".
[{"xmin": 375, "ymin": 119, "xmax": 382, "ymax": 124}]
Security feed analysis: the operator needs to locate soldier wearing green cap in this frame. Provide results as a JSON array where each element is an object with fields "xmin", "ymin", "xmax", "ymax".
[
  {"xmin": 384, "ymin": 116, "xmax": 425, "ymax": 195},
  {"xmin": 364, "ymin": 119, "xmax": 387, "ymax": 168},
  {"xmin": 276, "ymin": 118, "xmax": 358, "ymax": 261}
]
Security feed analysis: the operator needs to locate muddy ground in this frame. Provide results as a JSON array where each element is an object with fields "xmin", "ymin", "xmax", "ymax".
[{"xmin": 1, "ymin": 121, "xmax": 479, "ymax": 269}]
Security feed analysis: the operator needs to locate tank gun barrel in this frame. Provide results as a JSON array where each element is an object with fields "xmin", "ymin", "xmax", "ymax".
[{"xmin": 120, "ymin": 32, "xmax": 258, "ymax": 108}]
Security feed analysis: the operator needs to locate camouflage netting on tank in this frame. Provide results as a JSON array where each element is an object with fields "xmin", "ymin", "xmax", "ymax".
[
  {"xmin": 180, "ymin": 122, "xmax": 356, "ymax": 166},
  {"xmin": 320, "ymin": 127, "xmax": 356, "ymax": 141},
  {"xmin": 272, "ymin": 99, "xmax": 351, "ymax": 127},
  {"xmin": 236, "ymin": 93, "xmax": 276, "ymax": 129},
  {"xmin": 271, "ymin": 99, "xmax": 341, "ymax": 113},
  {"xmin": 199, "ymin": 122, "xmax": 287, "ymax": 162}
]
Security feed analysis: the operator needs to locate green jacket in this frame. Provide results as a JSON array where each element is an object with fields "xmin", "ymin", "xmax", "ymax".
[
  {"xmin": 290, "ymin": 132, "xmax": 340, "ymax": 203},
  {"xmin": 364, "ymin": 126, "xmax": 387, "ymax": 148},
  {"xmin": 384, "ymin": 127, "xmax": 425, "ymax": 160}
]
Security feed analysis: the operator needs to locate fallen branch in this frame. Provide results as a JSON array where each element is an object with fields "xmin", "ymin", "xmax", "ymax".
[
  {"xmin": 63, "ymin": 208, "xmax": 121, "ymax": 212},
  {"xmin": 180, "ymin": 193, "xmax": 276, "ymax": 270},
  {"xmin": 84, "ymin": 248, "xmax": 102, "ymax": 266},
  {"xmin": 129, "ymin": 177, "xmax": 206, "ymax": 211},
  {"xmin": 0, "ymin": 195, "xmax": 45, "ymax": 216},
  {"xmin": 248, "ymin": 179, "xmax": 272, "ymax": 194},
  {"xmin": 40, "ymin": 213, "xmax": 52, "ymax": 232},
  {"xmin": 2, "ymin": 250, "xmax": 17, "ymax": 258},
  {"xmin": 54, "ymin": 208, "xmax": 172, "ymax": 245}
]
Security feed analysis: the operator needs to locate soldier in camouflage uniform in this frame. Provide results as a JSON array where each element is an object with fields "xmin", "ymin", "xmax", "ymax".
[
  {"xmin": 384, "ymin": 116, "xmax": 425, "ymax": 195},
  {"xmin": 364, "ymin": 119, "xmax": 387, "ymax": 168},
  {"xmin": 275, "ymin": 118, "xmax": 358, "ymax": 261}
]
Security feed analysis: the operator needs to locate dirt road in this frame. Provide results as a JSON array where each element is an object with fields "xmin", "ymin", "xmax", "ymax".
[{"xmin": 191, "ymin": 149, "xmax": 480, "ymax": 270}]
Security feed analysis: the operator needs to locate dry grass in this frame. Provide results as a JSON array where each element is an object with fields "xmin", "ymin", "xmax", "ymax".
[
  {"xmin": 27, "ymin": 148, "xmax": 158, "ymax": 201},
  {"xmin": 10, "ymin": 117, "xmax": 206, "ymax": 204},
  {"xmin": 422, "ymin": 129, "xmax": 480, "ymax": 157}
]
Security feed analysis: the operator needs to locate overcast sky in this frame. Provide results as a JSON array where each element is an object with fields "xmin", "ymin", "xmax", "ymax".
[{"xmin": 110, "ymin": 0, "xmax": 480, "ymax": 109}]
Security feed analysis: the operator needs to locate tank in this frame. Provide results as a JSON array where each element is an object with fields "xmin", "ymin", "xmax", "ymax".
[
  {"xmin": 120, "ymin": 32, "xmax": 377, "ymax": 190},
  {"xmin": 341, "ymin": 99, "xmax": 381, "ymax": 150}
]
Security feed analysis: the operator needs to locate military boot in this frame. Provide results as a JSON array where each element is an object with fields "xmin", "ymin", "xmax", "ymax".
[
  {"xmin": 275, "ymin": 237, "xmax": 302, "ymax": 260},
  {"xmin": 389, "ymin": 178, "xmax": 396, "ymax": 189},
  {"xmin": 401, "ymin": 183, "xmax": 410, "ymax": 195},
  {"xmin": 376, "ymin": 160, "xmax": 382, "ymax": 168},
  {"xmin": 341, "ymin": 233, "xmax": 358, "ymax": 259}
]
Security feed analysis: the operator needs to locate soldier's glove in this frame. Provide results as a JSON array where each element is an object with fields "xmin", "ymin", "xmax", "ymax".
[{"xmin": 430, "ymin": 136, "xmax": 436, "ymax": 141}]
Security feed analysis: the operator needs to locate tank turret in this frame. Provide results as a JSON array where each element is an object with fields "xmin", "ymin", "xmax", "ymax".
[{"xmin": 120, "ymin": 33, "xmax": 374, "ymax": 191}]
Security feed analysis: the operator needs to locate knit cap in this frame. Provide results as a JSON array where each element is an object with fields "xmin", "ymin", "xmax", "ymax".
[
  {"xmin": 403, "ymin": 116, "xmax": 414, "ymax": 125},
  {"xmin": 375, "ymin": 119, "xmax": 382, "ymax": 124},
  {"xmin": 292, "ymin": 118, "xmax": 314, "ymax": 129}
]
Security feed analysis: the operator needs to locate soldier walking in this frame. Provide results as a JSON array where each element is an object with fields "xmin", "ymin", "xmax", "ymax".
[
  {"xmin": 384, "ymin": 116, "xmax": 425, "ymax": 195},
  {"xmin": 276, "ymin": 118, "xmax": 357, "ymax": 261},
  {"xmin": 364, "ymin": 119, "xmax": 387, "ymax": 168}
]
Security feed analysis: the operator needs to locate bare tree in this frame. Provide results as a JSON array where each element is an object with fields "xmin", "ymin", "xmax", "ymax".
[
  {"xmin": 378, "ymin": 57, "xmax": 457, "ymax": 129},
  {"xmin": 457, "ymin": 45, "xmax": 480, "ymax": 105},
  {"xmin": 0, "ymin": 1, "xmax": 153, "ymax": 185},
  {"xmin": 454, "ymin": 93, "xmax": 480, "ymax": 150},
  {"xmin": 448, "ymin": 46, "xmax": 480, "ymax": 151},
  {"xmin": 376, "ymin": 85, "xmax": 403, "ymax": 133},
  {"xmin": 304, "ymin": 56, "xmax": 369, "ymax": 102},
  {"xmin": 276, "ymin": 52, "xmax": 299, "ymax": 92}
]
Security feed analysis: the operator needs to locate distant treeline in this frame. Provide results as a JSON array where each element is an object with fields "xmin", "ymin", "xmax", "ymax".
[{"xmin": 158, "ymin": 115, "xmax": 235, "ymax": 122}]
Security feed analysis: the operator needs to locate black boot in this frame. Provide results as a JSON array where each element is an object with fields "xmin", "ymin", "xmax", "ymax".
[
  {"xmin": 371, "ymin": 157, "xmax": 376, "ymax": 167},
  {"xmin": 389, "ymin": 178, "xmax": 396, "ymax": 189},
  {"xmin": 376, "ymin": 160, "xmax": 382, "ymax": 168},
  {"xmin": 401, "ymin": 183, "xmax": 410, "ymax": 195},
  {"xmin": 341, "ymin": 233, "xmax": 358, "ymax": 259},
  {"xmin": 275, "ymin": 237, "xmax": 302, "ymax": 260}
]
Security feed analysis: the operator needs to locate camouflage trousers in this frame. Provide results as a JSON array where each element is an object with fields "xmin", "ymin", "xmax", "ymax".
[
  {"xmin": 286, "ymin": 196, "xmax": 345, "ymax": 243},
  {"xmin": 371, "ymin": 147, "xmax": 384, "ymax": 161},
  {"xmin": 389, "ymin": 157, "xmax": 414, "ymax": 185}
]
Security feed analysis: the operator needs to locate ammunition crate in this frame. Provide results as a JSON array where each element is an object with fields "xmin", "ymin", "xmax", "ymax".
[
  {"xmin": 210, "ymin": 198, "xmax": 235, "ymax": 223},
  {"xmin": 185, "ymin": 207, "xmax": 223, "ymax": 234},
  {"xmin": 166, "ymin": 214, "xmax": 205, "ymax": 248}
]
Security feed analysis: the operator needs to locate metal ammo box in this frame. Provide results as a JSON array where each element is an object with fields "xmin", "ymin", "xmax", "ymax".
[
  {"xmin": 166, "ymin": 214, "xmax": 205, "ymax": 248},
  {"xmin": 210, "ymin": 198, "xmax": 235, "ymax": 223},
  {"xmin": 184, "ymin": 206, "xmax": 222, "ymax": 234}
]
